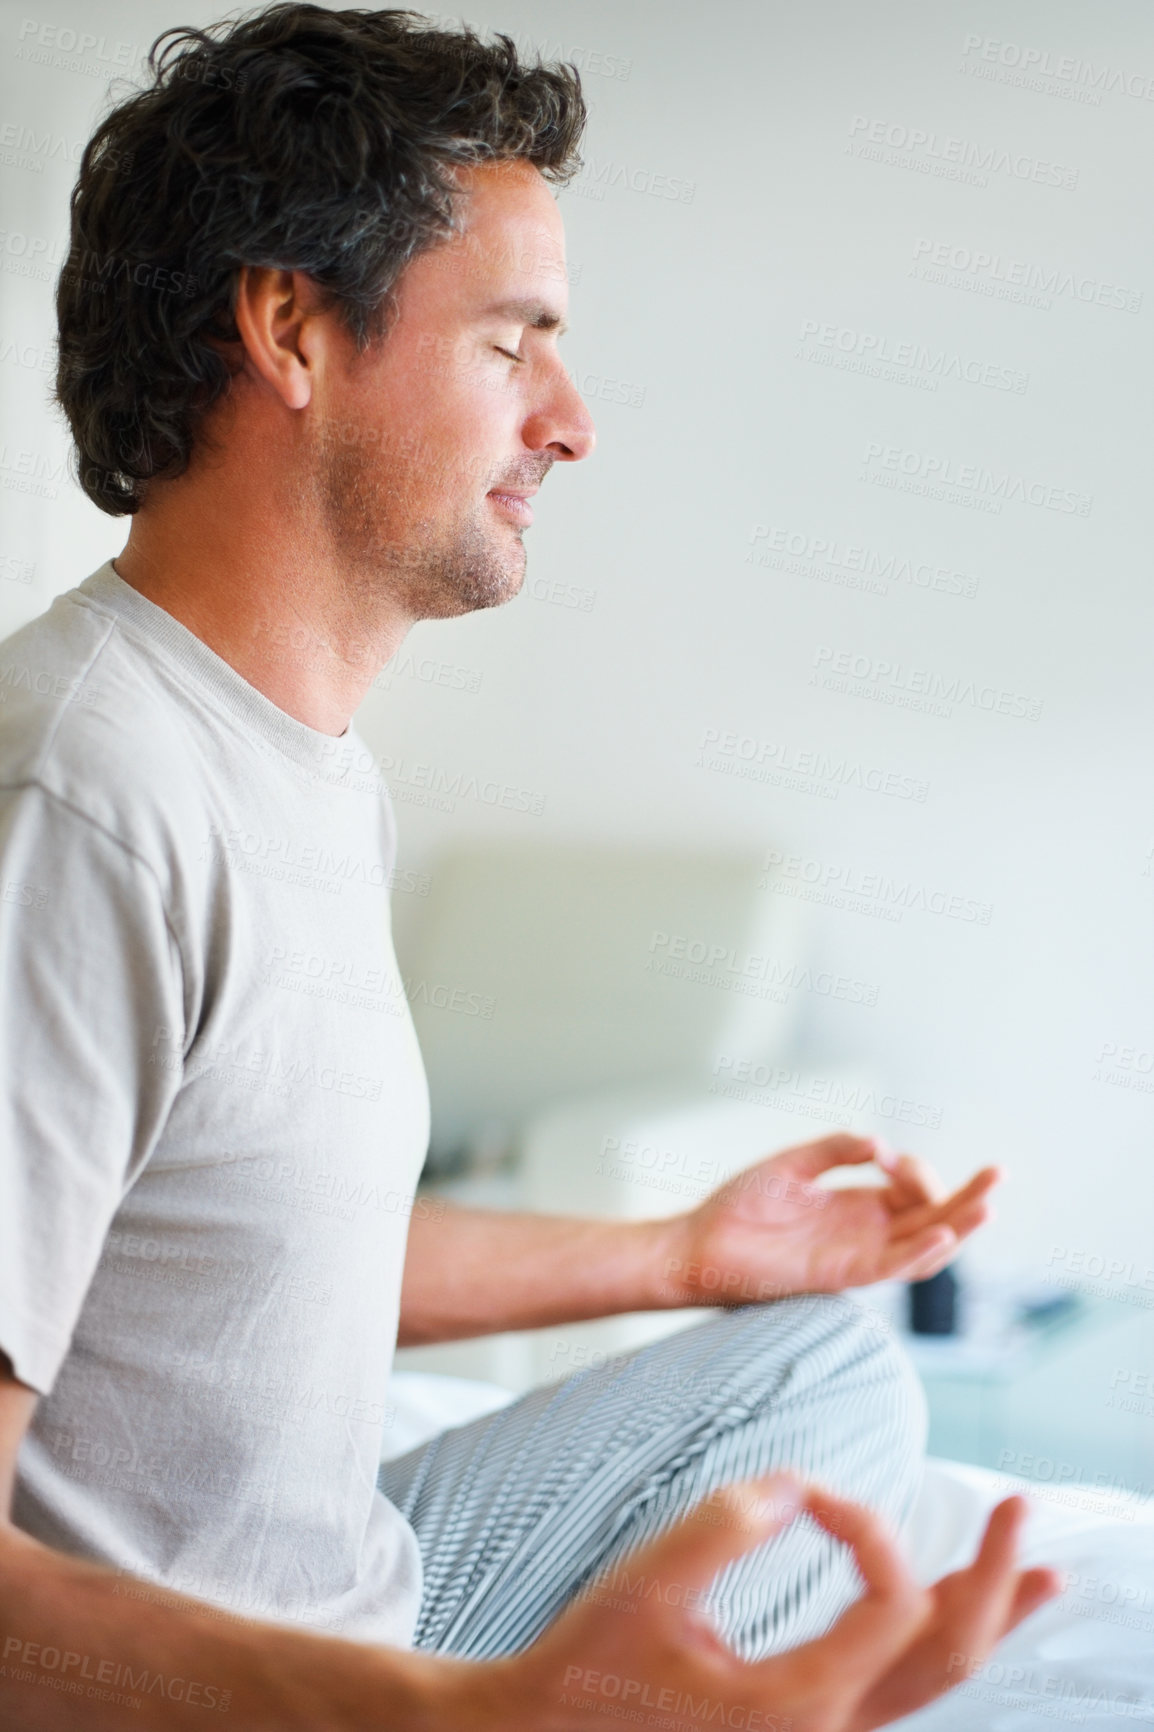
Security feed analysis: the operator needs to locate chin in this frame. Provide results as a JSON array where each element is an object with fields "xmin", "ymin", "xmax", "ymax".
[
  {"xmin": 470, "ymin": 565, "xmax": 525, "ymax": 612},
  {"xmin": 475, "ymin": 538, "xmax": 527, "ymax": 608}
]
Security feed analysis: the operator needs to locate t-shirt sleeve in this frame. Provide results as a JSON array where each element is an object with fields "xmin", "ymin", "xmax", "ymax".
[{"xmin": 0, "ymin": 783, "xmax": 186, "ymax": 1394}]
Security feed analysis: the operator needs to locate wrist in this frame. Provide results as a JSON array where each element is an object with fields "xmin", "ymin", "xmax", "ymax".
[
  {"xmin": 637, "ymin": 1212, "xmax": 699, "ymax": 1310},
  {"xmin": 412, "ymin": 1650, "xmax": 539, "ymax": 1732}
]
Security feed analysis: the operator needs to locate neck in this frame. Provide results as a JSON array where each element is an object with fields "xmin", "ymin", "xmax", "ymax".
[{"xmin": 112, "ymin": 470, "xmax": 414, "ymax": 737}]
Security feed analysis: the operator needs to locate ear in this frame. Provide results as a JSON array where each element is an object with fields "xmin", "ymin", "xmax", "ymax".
[{"xmin": 232, "ymin": 266, "xmax": 328, "ymax": 412}]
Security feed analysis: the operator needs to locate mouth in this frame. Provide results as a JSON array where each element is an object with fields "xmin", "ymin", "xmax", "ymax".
[{"xmin": 487, "ymin": 488, "xmax": 536, "ymax": 526}]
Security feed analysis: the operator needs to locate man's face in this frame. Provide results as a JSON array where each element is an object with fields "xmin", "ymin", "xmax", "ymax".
[{"xmin": 304, "ymin": 157, "xmax": 596, "ymax": 620}]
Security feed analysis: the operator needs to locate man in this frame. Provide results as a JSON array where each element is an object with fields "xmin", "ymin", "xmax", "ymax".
[{"xmin": 0, "ymin": 6, "xmax": 1059, "ymax": 1727}]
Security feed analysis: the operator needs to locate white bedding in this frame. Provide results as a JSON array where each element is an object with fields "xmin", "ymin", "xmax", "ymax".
[
  {"xmin": 386, "ymin": 1371, "xmax": 1154, "ymax": 1728},
  {"xmin": 895, "ymin": 1457, "xmax": 1154, "ymax": 1729}
]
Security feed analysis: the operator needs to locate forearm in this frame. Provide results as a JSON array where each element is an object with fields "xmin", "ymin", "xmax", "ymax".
[
  {"xmin": 398, "ymin": 1202, "xmax": 684, "ymax": 1346},
  {"xmin": 0, "ymin": 1523, "xmax": 503, "ymax": 1732}
]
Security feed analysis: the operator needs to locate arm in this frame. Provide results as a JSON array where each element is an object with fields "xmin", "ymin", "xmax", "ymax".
[
  {"xmin": 398, "ymin": 1201, "xmax": 678, "ymax": 1346},
  {"xmin": 399, "ymin": 1133, "xmax": 999, "ymax": 1346},
  {"xmin": 0, "ymin": 1357, "xmax": 1058, "ymax": 1732},
  {"xmin": 0, "ymin": 1355, "xmax": 476, "ymax": 1732}
]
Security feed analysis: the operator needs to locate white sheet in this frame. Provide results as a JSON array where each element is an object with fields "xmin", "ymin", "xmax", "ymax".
[
  {"xmin": 894, "ymin": 1457, "xmax": 1154, "ymax": 1729},
  {"xmin": 386, "ymin": 1373, "xmax": 1154, "ymax": 1727}
]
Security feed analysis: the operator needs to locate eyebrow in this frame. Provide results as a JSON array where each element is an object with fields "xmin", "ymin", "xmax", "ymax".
[{"xmin": 482, "ymin": 298, "xmax": 570, "ymax": 338}]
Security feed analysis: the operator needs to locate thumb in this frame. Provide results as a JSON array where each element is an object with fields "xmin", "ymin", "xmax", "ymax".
[{"xmin": 591, "ymin": 1473, "xmax": 806, "ymax": 1624}]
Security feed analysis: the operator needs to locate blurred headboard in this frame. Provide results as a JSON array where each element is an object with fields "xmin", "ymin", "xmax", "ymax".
[{"xmin": 394, "ymin": 842, "xmax": 807, "ymax": 1167}]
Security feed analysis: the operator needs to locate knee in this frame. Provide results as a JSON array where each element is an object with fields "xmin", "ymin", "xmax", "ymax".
[
  {"xmin": 785, "ymin": 1292, "xmax": 928, "ymax": 1517},
  {"xmin": 844, "ymin": 1292, "xmax": 926, "ymax": 1435},
  {"xmin": 789, "ymin": 1290, "xmax": 924, "ymax": 1410},
  {"xmin": 735, "ymin": 1290, "xmax": 927, "ymax": 1460}
]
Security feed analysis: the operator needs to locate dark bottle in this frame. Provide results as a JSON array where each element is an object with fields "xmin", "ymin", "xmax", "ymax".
[{"xmin": 908, "ymin": 1264, "xmax": 959, "ymax": 1335}]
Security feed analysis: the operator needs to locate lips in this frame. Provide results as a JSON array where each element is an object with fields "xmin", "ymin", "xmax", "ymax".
[{"xmin": 487, "ymin": 488, "xmax": 536, "ymax": 524}]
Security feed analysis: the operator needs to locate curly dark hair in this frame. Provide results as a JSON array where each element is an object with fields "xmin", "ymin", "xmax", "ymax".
[{"xmin": 55, "ymin": 3, "xmax": 586, "ymax": 515}]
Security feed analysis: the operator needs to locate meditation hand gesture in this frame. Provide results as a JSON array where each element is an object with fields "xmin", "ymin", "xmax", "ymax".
[
  {"xmin": 661, "ymin": 1132, "xmax": 999, "ymax": 1305},
  {"xmin": 477, "ymin": 1473, "xmax": 1061, "ymax": 1732}
]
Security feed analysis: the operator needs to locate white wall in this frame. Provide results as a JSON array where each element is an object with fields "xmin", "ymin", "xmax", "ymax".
[{"xmin": 2, "ymin": 0, "xmax": 1152, "ymax": 1286}]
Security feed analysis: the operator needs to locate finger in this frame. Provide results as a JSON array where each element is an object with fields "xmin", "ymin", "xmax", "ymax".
[
  {"xmin": 1006, "ymin": 1566, "xmax": 1064, "ymax": 1631},
  {"xmin": 758, "ymin": 1486, "xmax": 927, "ymax": 1695},
  {"xmin": 884, "ymin": 1153, "xmax": 947, "ymax": 1206},
  {"xmin": 927, "ymin": 1499, "xmax": 1024, "ymax": 1604},
  {"xmin": 899, "ymin": 1242, "xmax": 961, "ymax": 1284},
  {"xmin": 901, "ymin": 1166, "xmax": 1002, "ymax": 1220},
  {"xmin": 937, "ymin": 1167, "xmax": 1002, "ymax": 1216},
  {"xmin": 935, "ymin": 1198, "xmax": 994, "ymax": 1249},
  {"xmin": 937, "ymin": 1499, "xmax": 1031, "ymax": 1673},
  {"xmin": 803, "ymin": 1486, "xmax": 914, "ymax": 1600},
  {"xmin": 888, "ymin": 1168, "xmax": 1001, "ymax": 1236},
  {"xmin": 898, "ymin": 1198, "xmax": 995, "ymax": 1277},
  {"xmin": 935, "ymin": 1176, "xmax": 1000, "ymax": 1233},
  {"xmin": 894, "ymin": 1206, "xmax": 991, "ymax": 1275},
  {"xmin": 969, "ymin": 1497, "xmax": 1026, "ymax": 1582},
  {"xmin": 592, "ymin": 1473, "xmax": 806, "ymax": 1614},
  {"xmin": 875, "ymin": 1225, "xmax": 957, "ymax": 1282},
  {"xmin": 844, "ymin": 1547, "xmax": 1062, "ymax": 1729}
]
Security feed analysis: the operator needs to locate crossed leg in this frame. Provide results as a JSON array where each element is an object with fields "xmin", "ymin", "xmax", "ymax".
[{"xmin": 379, "ymin": 1293, "xmax": 928, "ymax": 1661}]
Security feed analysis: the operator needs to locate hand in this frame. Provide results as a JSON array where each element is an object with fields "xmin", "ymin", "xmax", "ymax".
[
  {"xmin": 659, "ymin": 1132, "xmax": 999, "ymax": 1305},
  {"xmin": 476, "ymin": 1473, "xmax": 1061, "ymax": 1732}
]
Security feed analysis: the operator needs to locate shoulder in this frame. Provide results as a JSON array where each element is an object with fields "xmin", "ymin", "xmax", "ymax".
[{"xmin": 0, "ymin": 583, "xmax": 205, "ymax": 880}]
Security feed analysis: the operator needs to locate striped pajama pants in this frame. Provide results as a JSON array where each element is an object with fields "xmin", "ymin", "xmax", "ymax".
[{"xmin": 378, "ymin": 1293, "xmax": 928, "ymax": 1662}]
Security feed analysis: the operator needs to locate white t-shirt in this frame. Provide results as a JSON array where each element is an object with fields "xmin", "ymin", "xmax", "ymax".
[{"xmin": 0, "ymin": 561, "xmax": 430, "ymax": 1647}]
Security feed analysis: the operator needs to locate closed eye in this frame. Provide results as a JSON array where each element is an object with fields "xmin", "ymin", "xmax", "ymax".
[{"xmin": 494, "ymin": 346, "xmax": 524, "ymax": 363}]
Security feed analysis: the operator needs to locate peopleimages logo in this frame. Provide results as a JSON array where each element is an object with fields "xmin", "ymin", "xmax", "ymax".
[
  {"xmin": 0, "ymin": 118, "xmax": 88, "ymax": 171},
  {"xmin": 960, "ymin": 33, "xmax": 1154, "ymax": 103},
  {"xmin": 0, "ymin": 1635, "xmax": 229, "ymax": 1713},
  {"xmin": 910, "ymin": 237, "xmax": 1141, "ymax": 313},
  {"xmin": 647, "ymin": 930, "xmax": 880, "ymax": 1006},
  {"xmin": 711, "ymin": 1056, "xmax": 943, "ymax": 1129},
  {"xmin": 796, "ymin": 320, "xmax": 1028, "ymax": 394},
  {"xmin": 811, "ymin": 646, "xmax": 1044, "ymax": 721},
  {"xmin": 14, "ymin": 18, "xmax": 146, "ymax": 76},
  {"xmin": 513, "ymin": 35, "xmax": 632, "ymax": 80},
  {"xmin": 761, "ymin": 849, "xmax": 993, "ymax": 926},
  {"xmin": 695, "ymin": 727, "xmax": 930, "ymax": 804},
  {"xmin": 860, "ymin": 442, "xmax": 1092, "ymax": 517},
  {"xmin": 847, "ymin": 114, "xmax": 1079, "ymax": 189},
  {"xmin": 746, "ymin": 524, "xmax": 978, "ymax": 600},
  {"xmin": 575, "ymin": 156, "xmax": 696, "ymax": 204}
]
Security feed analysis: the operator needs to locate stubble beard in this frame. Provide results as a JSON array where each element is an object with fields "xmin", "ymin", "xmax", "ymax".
[{"xmin": 308, "ymin": 417, "xmax": 527, "ymax": 621}]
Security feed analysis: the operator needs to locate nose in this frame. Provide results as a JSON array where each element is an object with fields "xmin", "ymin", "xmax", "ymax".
[{"xmin": 523, "ymin": 362, "xmax": 597, "ymax": 463}]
